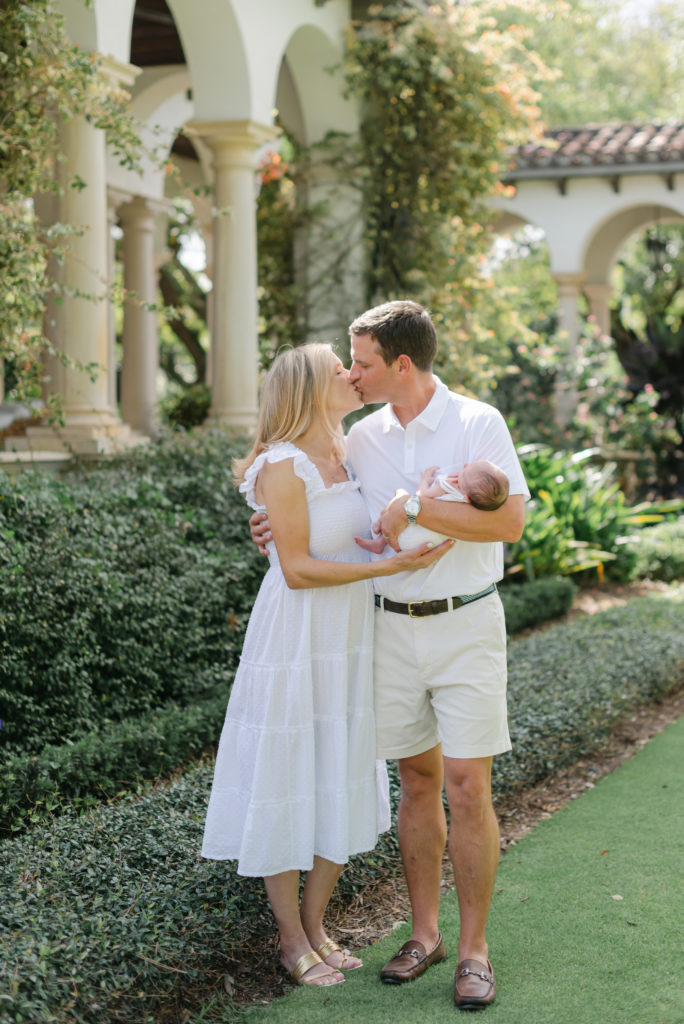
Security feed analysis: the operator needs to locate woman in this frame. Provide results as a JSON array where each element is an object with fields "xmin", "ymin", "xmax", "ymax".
[{"xmin": 201, "ymin": 344, "xmax": 452, "ymax": 988}]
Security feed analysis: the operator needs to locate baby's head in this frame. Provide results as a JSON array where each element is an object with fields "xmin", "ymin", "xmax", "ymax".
[{"xmin": 459, "ymin": 460, "xmax": 509, "ymax": 511}]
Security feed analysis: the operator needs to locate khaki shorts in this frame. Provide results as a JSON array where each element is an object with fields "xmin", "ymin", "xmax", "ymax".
[{"xmin": 373, "ymin": 591, "xmax": 511, "ymax": 760}]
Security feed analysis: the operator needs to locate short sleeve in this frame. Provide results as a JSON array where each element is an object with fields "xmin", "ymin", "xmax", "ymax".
[
  {"xmin": 239, "ymin": 442, "xmax": 323, "ymax": 510},
  {"xmin": 463, "ymin": 408, "xmax": 530, "ymax": 500}
]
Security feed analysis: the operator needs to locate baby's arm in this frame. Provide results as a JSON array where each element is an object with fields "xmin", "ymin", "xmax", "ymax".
[
  {"xmin": 417, "ymin": 466, "xmax": 445, "ymax": 499},
  {"xmin": 441, "ymin": 472, "xmax": 462, "ymax": 493}
]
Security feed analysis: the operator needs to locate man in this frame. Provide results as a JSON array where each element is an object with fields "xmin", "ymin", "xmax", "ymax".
[{"xmin": 252, "ymin": 300, "xmax": 528, "ymax": 1009}]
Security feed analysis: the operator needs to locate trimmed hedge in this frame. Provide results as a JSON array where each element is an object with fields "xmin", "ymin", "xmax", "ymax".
[
  {"xmin": 493, "ymin": 586, "xmax": 684, "ymax": 793},
  {"xmin": 0, "ymin": 690, "xmax": 229, "ymax": 837},
  {"xmin": 0, "ymin": 577, "xmax": 577, "ymax": 837},
  {"xmin": 1, "ymin": 588, "xmax": 682, "ymax": 1024},
  {"xmin": 0, "ymin": 431, "xmax": 265, "ymax": 755},
  {"xmin": 499, "ymin": 577, "xmax": 576, "ymax": 634},
  {"xmin": 0, "ymin": 764, "xmax": 399, "ymax": 1024}
]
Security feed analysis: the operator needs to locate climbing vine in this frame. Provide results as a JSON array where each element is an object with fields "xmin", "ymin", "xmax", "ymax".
[
  {"xmin": 0, "ymin": 0, "xmax": 143, "ymax": 399},
  {"xmin": 344, "ymin": 0, "xmax": 549, "ymax": 307}
]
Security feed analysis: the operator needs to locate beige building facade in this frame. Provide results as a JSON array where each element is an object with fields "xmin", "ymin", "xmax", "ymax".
[{"xmin": 492, "ymin": 124, "xmax": 684, "ymax": 423}]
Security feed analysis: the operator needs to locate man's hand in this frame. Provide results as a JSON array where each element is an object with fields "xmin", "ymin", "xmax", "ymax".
[
  {"xmin": 249, "ymin": 510, "xmax": 272, "ymax": 555},
  {"xmin": 374, "ymin": 489, "xmax": 410, "ymax": 552}
]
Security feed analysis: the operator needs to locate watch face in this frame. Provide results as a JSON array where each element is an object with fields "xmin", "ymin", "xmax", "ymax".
[{"xmin": 405, "ymin": 496, "xmax": 421, "ymax": 517}]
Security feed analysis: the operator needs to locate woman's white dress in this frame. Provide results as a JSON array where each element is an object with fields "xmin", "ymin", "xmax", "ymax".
[{"xmin": 201, "ymin": 442, "xmax": 390, "ymax": 877}]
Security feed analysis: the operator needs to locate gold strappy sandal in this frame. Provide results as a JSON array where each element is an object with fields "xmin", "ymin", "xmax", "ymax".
[
  {"xmin": 316, "ymin": 939, "xmax": 363, "ymax": 971},
  {"xmin": 290, "ymin": 950, "xmax": 345, "ymax": 987}
]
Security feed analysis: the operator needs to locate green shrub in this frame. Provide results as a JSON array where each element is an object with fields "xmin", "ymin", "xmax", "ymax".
[
  {"xmin": 0, "ymin": 767, "xmax": 252, "ymax": 1024},
  {"xmin": 0, "ymin": 763, "xmax": 398, "ymax": 1024},
  {"xmin": 622, "ymin": 517, "xmax": 684, "ymax": 583},
  {"xmin": 160, "ymin": 383, "xmax": 211, "ymax": 429},
  {"xmin": 499, "ymin": 577, "xmax": 576, "ymax": 634},
  {"xmin": 0, "ymin": 431, "xmax": 265, "ymax": 755},
  {"xmin": 1, "ymin": 588, "xmax": 682, "ymax": 1024},
  {"xmin": 493, "ymin": 586, "xmax": 684, "ymax": 793},
  {"xmin": 0, "ymin": 689, "xmax": 230, "ymax": 837}
]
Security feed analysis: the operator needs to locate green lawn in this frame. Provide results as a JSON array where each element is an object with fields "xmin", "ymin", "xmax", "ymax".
[{"xmin": 238, "ymin": 711, "xmax": 684, "ymax": 1024}]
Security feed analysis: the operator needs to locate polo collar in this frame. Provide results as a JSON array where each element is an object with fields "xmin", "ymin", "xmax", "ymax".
[{"xmin": 381, "ymin": 375, "xmax": 449, "ymax": 433}]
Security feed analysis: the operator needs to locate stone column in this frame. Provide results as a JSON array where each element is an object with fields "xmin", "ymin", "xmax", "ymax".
[
  {"xmin": 38, "ymin": 112, "xmax": 118, "ymax": 436},
  {"xmin": 584, "ymin": 282, "xmax": 612, "ymax": 337},
  {"xmin": 187, "ymin": 119, "xmax": 279, "ymax": 430},
  {"xmin": 119, "ymin": 196, "xmax": 161, "ymax": 437},
  {"xmin": 553, "ymin": 272, "xmax": 585, "ymax": 428},
  {"xmin": 15, "ymin": 58, "xmax": 141, "ymax": 456}
]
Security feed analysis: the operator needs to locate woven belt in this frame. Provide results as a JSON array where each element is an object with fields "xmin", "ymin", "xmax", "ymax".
[{"xmin": 374, "ymin": 583, "xmax": 496, "ymax": 618}]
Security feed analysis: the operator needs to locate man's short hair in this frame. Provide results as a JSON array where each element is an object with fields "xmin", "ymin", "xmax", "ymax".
[{"xmin": 349, "ymin": 300, "xmax": 437, "ymax": 371}]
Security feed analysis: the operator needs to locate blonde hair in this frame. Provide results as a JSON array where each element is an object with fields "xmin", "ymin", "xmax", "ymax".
[{"xmin": 233, "ymin": 343, "xmax": 345, "ymax": 484}]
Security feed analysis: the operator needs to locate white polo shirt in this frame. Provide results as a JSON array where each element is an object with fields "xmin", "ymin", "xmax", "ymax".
[{"xmin": 345, "ymin": 377, "xmax": 530, "ymax": 602}]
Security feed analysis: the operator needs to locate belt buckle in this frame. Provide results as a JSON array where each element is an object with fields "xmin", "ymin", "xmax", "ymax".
[{"xmin": 407, "ymin": 600, "xmax": 422, "ymax": 618}]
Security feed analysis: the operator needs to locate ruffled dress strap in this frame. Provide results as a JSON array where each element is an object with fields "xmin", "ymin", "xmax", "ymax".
[{"xmin": 239, "ymin": 441, "xmax": 325, "ymax": 511}]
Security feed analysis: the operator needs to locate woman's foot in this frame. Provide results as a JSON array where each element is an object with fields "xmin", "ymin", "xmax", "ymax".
[
  {"xmin": 316, "ymin": 938, "xmax": 363, "ymax": 971},
  {"xmin": 282, "ymin": 950, "xmax": 345, "ymax": 987}
]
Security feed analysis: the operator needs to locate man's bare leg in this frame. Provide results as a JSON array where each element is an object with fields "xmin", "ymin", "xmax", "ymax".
[
  {"xmin": 443, "ymin": 755, "xmax": 499, "ymax": 965},
  {"xmin": 396, "ymin": 744, "xmax": 446, "ymax": 950}
]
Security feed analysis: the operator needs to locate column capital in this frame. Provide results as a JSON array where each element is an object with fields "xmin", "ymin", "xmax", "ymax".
[
  {"xmin": 118, "ymin": 194, "xmax": 168, "ymax": 226},
  {"xmin": 98, "ymin": 55, "xmax": 142, "ymax": 92},
  {"xmin": 553, "ymin": 272, "xmax": 586, "ymax": 296},
  {"xmin": 107, "ymin": 186, "xmax": 133, "ymax": 216},
  {"xmin": 186, "ymin": 119, "xmax": 280, "ymax": 164},
  {"xmin": 584, "ymin": 282, "xmax": 612, "ymax": 337}
]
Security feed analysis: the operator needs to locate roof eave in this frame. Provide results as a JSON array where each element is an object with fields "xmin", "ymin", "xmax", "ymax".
[{"xmin": 503, "ymin": 161, "xmax": 684, "ymax": 183}]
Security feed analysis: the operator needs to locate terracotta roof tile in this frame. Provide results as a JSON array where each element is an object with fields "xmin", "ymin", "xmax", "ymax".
[{"xmin": 509, "ymin": 122, "xmax": 684, "ymax": 173}]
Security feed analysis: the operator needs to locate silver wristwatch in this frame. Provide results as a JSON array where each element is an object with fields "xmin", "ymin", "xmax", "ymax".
[{"xmin": 404, "ymin": 494, "xmax": 422, "ymax": 525}]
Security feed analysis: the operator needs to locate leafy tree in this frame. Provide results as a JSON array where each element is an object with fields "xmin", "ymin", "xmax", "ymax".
[
  {"xmin": 609, "ymin": 226, "xmax": 684, "ymax": 494},
  {"xmin": 494, "ymin": 0, "xmax": 684, "ymax": 127},
  {"xmin": 155, "ymin": 203, "xmax": 211, "ymax": 429},
  {"xmin": 480, "ymin": 222, "xmax": 684, "ymax": 495},
  {"xmin": 157, "ymin": 202, "xmax": 208, "ymax": 390},
  {"xmin": 475, "ymin": 230, "xmax": 561, "ymax": 440}
]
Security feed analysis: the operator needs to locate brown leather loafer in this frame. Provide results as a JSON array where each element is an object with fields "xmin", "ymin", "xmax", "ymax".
[
  {"xmin": 380, "ymin": 934, "xmax": 446, "ymax": 984},
  {"xmin": 454, "ymin": 958, "xmax": 496, "ymax": 1009}
]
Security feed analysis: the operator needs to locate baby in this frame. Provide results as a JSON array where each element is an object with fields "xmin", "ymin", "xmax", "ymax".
[{"xmin": 364, "ymin": 459, "xmax": 510, "ymax": 552}]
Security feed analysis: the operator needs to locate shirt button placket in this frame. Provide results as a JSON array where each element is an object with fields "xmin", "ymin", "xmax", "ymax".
[{"xmin": 404, "ymin": 424, "xmax": 416, "ymax": 474}]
